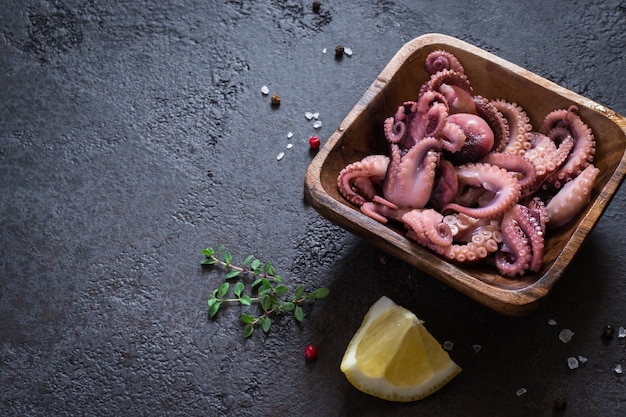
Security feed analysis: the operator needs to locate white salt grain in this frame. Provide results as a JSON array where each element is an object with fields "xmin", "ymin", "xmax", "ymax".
[
  {"xmin": 615, "ymin": 364, "xmax": 623, "ymax": 374},
  {"xmin": 618, "ymin": 326, "xmax": 626, "ymax": 339},
  {"xmin": 313, "ymin": 120, "xmax": 322, "ymax": 129},
  {"xmin": 305, "ymin": 111, "xmax": 314, "ymax": 120},
  {"xmin": 276, "ymin": 152, "xmax": 285, "ymax": 161},
  {"xmin": 286, "ymin": 143, "xmax": 293, "ymax": 149},
  {"xmin": 287, "ymin": 131, "xmax": 294, "ymax": 139},
  {"xmin": 548, "ymin": 319, "xmax": 557, "ymax": 326},
  {"xmin": 261, "ymin": 85, "xmax": 270, "ymax": 95},
  {"xmin": 322, "ymin": 48, "xmax": 327, "ymax": 54},
  {"xmin": 312, "ymin": 112, "xmax": 319, "ymax": 119},
  {"xmin": 516, "ymin": 388, "xmax": 527, "ymax": 397},
  {"xmin": 443, "ymin": 341, "xmax": 454, "ymax": 351},
  {"xmin": 559, "ymin": 328, "xmax": 575, "ymax": 343},
  {"xmin": 567, "ymin": 357, "xmax": 579, "ymax": 369},
  {"xmin": 344, "ymin": 47, "xmax": 353, "ymax": 57},
  {"xmin": 578, "ymin": 355, "xmax": 588, "ymax": 364}
]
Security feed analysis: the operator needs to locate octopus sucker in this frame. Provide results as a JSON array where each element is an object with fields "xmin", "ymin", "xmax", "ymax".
[{"xmin": 335, "ymin": 49, "xmax": 601, "ymax": 278}]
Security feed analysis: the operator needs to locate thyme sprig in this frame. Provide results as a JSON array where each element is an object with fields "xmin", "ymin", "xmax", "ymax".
[{"xmin": 201, "ymin": 245, "xmax": 329, "ymax": 338}]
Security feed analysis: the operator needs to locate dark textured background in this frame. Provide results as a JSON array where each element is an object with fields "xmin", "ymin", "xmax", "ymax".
[{"xmin": 1, "ymin": 0, "xmax": 625, "ymax": 416}]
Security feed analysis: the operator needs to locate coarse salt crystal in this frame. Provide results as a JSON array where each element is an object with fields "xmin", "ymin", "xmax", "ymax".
[
  {"xmin": 548, "ymin": 319, "xmax": 557, "ymax": 326},
  {"xmin": 286, "ymin": 143, "xmax": 293, "ymax": 149},
  {"xmin": 261, "ymin": 85, "xmax": 270, "ymax": 95},
  {"xmin": 322, "ymin": 48, "xmax": 327, "ymax": 54},
  {"xmin": 305, "ymin": 112, "xmax": 314, "ymax": 120},
  {"xmin": 615, "ymin": 364, "xmax": 623, "ymax": 374},
  {"xmin": 313, "ymin": 120, "xmax": 322, "ymax": 129},
  {"xmin": 578, "ymin": 355, "xmax": 588, "ymax": 364},
  {"xmin": 443, "ymin": 341, "xmax": 454, "ymax": 351},
  {"xmin": 618, "ymin": 326, "xmax": 626, "ymax": 339},
  {"xmin": 344, "ymin": 47, "xmax": 353, "ymax": 57},
  {"xmin": 312, "ymin": 112, "xmax": 319, "ymax": 119},
  {"xmin": 276, "ymin": 152, "xmax": 285, "ymax": 161},
  {"xmin": 559, "ymin": 328, "xmax": 574, "ymax": 343},
  {"xmin": 567, "ymin": 357, "xmax": 579, "ymax": 369},
  {"xmin": 287, "ymin": 131, "xmax": 294, "ymax": 139},
  {"xmin": 516, "ymin": 388, "xmax": 527, "ymax": 397}
]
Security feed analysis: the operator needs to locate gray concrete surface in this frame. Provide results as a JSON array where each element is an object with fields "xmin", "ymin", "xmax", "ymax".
[{"xmin": 1, "ymin": 0, "xmax": 625, "ymax": 416}]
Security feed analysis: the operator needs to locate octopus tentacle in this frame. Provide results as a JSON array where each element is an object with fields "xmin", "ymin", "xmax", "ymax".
[
  {"xmin": 443, "ymin": 162, "xmax": 521, "ymax": 219},
  {"xmin": 496, "ymin": 205, "xmax": 533, "ymax": 277},
  {"xmin": 542, "ymin": 105, "xmax": 596, "ymax": 189},
  {"xmin": 425, "ymin": 50, "xmax": 465, "ymax": 75},
  {"xmin": 337, "ymin": 155, "xmax": 390, "ymax": 206},
  {"xmin": 403, "ymin": 209, "xmax": 453, "ymax": 255},
  {"xmin": 491, "ymin": 99, "xmax": 533, "ymax": 155},
  {"xmin": 441, "ymin": 217, "xmax": 502, "ymax": 263},
  {"xmin": 480, "ymin": 152, "xmax": 537, "ymax": 195},
  {"xmin": 474, "ymin": 95, "xmax": 510, "ymax": 154},
  {"xmin": 523, "ymin": 132, "xmax": 575, "ymax": 193},
  {"xmin": 383, "ymin": 137, "xmax": 442, "ymax": 208},
  {"xmin": 419, "ymin": 69, "xmax": 474, "ymax": 113},
  {"xmin": 546, "ymin": 164, "xmax": 599, "ymax": 229}
]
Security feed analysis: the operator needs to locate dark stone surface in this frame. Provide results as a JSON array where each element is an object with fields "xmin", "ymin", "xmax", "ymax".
[{"xmin": 1, "ymin": 0, "xmax": 625, "ymax": 415}]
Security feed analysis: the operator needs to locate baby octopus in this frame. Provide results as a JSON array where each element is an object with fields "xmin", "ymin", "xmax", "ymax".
[{"xmin": 337, "ymin": 50, "xmax": 599, "ymax": 277}]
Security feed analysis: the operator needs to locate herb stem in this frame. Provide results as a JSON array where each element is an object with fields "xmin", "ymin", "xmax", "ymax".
[{"xmin": 202, "ymin": 245, "xmax": 329, "ymax": 338}]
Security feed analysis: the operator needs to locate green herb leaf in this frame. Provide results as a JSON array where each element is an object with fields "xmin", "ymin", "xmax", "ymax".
[
  {"xmin": 218, "ymin": 282, "xmax": 230, "ymax": 298},
  {"xmin": 241, "ymin": 313, "xmax": 256, "ymax": 324},
  {"xmin": 223, "ymin": 250, "xmax": 232, "ymax": 265},
  {"xmin": 258, "ymin": 282, "xmax": 273, "ymax": 297},
  {"xmin": 233, "ymin": 282, "xmax": 245, "ymax": 297},
  {"xmin": 209, "ymin": 301, "xmax": 222, "ymax": 318},
  {"xmin": 261, "ymin": 295, "xmax": 273, "ymax": 312},
  {"xmin": 274, "ymin": 285, "xmax": 289, "ymax": 296},
  {"xmin": 294, "ymin": 306, "xmax": 304, "ymax": 322},
  {"xmin": 243, "ymin": 255, "xmax": 254, "ymax": 267},
  {"xmin": 262, "ymin": 317, "xmax": 272, "ymax": 333},
  {"xmin": 273, "ymin": 274, "xmax": 283, "ymax": 283},
  {"xmin": 225, "ymin": 270, "xmax": 240, "ymax": 280},
  {"xmin": 294, "ymin": 284, "xmax": 305, "ymax": 300},
  {"xmin": 250, "ymin": 259, "xmax": 261, "ymax": 270},
  {"xmin": 217, "ymin": 244, "xmax": 225, "ymax": 256},
  {"xmin": 243, "ymin": 324, "xmax": 254, "ymax": 338},
  {"xmin": 201, "ymin": 258, "xmax": 217, "ymax": 265},
  {"xmin": 313, "ymin": 288, "xmax": 330, "ymax": 299},
  {"xmin": 239, "ymin": 295, "xmax": 251, "ymax": 306},
  {"xmin": 202, "ymin": 248, "xmax": 214, "ymax": 257},
  {"xmin": 263, "ymin": 261, "xmax": 275, "ymax": 275},
  {"xmin": 282, "ymin": 302, "xmax": 295, "ymax": 312},
  {"xmin": 251, "ymin": 278, "xmax": 263, "ymax": 287}
]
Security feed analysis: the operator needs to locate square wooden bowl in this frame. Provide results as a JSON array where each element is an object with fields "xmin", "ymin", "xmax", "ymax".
[{"xmin": 304, "ymin": 33, "xmax": 626, "ymax": 316}]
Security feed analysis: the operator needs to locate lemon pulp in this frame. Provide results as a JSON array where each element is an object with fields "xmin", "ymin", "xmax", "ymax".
[{"xmin": 340, "ymin": 296, "xmax": 461, "ymax": 402}]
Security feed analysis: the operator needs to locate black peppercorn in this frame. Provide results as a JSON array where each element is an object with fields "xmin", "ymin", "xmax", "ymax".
[
  {"xmin": 312, "ymin": 1, "xmax": 321, "ymax": 13},
  {"xmin": 602, "ymin": 324, "xmax": 615, "ymax": 339},
  {"xmin": 270, "ymin": 94, "xmax": 281, "ymax": 106},
  {"xmin": 335, "ymin": 45, "xmax": 344, "ymax": 57}
]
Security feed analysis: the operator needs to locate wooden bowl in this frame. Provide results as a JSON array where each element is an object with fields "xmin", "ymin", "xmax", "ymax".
[{"xmin": 304, "ymin": 33, "xmax": 626, "ymax": 316}]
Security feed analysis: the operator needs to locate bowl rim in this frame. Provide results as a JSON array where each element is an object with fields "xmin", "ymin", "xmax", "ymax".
[{"xmin": 304, "ymin": 33, "xmax": 626, "ymax": 315}]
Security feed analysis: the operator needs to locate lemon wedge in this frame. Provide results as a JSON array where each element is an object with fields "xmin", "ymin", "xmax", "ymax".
[{"xmin": 340, "ymin": 296, "xmax": 461, "ymax": 402}]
